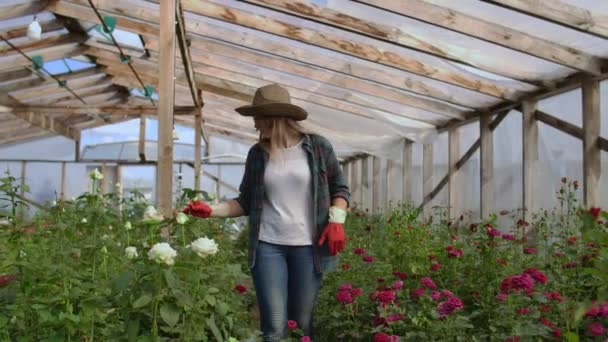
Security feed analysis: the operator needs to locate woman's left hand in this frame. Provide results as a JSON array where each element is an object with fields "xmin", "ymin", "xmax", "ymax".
[{"xmin": 318, "ymin": 222, "xmax": 345, "ymax": 256}]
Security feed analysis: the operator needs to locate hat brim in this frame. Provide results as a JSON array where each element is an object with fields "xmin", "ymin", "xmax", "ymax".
[{"xmin": 235, "ymin": 103, "xmax": 308, "ymax": 121}]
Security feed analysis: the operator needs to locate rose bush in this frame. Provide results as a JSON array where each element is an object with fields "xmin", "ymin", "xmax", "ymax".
[
  {"xmin": 315, "ymin": 179, "xmax": 608, "ymax": 341},
  {"xmin": 0, "ymin": 176, "xmax": 257, "ymax": 340}
]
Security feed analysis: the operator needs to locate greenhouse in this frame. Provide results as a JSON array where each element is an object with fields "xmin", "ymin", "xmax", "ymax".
[{"xmin": 1, "ymin": 0, "xmax": 608, "ymax": 341}]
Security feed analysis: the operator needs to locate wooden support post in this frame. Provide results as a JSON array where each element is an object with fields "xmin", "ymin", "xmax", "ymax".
[
  {"xmin": 100, "ymin": 162, "xmax": 107, "ymax": 193},
  {"xmin": 343, "ymin": 162, "xmax": 351, "ymax": 189},
  {"xmin": 583, "ymin": 79, "xmax": 601, "ymax": 207},
  {"xmin": 387, "ymin": 158, "xmax": 398, "ymax": 208},
  {"xmin": 372, "ymin": 156, "xmax": 381, "ymax": 214},
  {"xmin": 351, "ymin": 158, "xmax": 361, "ymax": 208},
  {"xmin": 480, "ymin": 113, "xmax": 494, "ymax": 219},
  {"xmin": 523, "ymin": 100, "xmax": 538, "ymax": 220},
  {"xmin": 449, "ymin": 127, "xmax": 460, "ymax": 218},
  {"xmin": 361, "ymin": 156, "xmax": 370, "ymax": 212},
  {"xmin": 74, "ymin": 139, "xmax": 80, "ymax": 161},
  {"xmin": 216, "ymin": 165, "xmax": 221, "ymax": 201},
  {"xmin": 194, "ymin": 109, "xmax": 202, "ymax": 191},
  {"xmin": 403, "ymin": 139, "xmax": 413, "ymax": 202},
  {"xmin": 60, "ymin": 161, "xmax": 66, "ymax": 200},
  {"xmin": 20, "ymin": 161, "xmax": 26, "ymax": 217},
  {"xmin": 422, "ymin": 143, "xmax": 433, "ymax": 216},
  {"xmin": 116, "ymin": 164, "xmax": 123, "ymax": 211},
  {"xmin": 157, "ymin": 0, "xmax": 177, "ymax": 216},
  {"xmin": 139, "ymin": 116, "xmax": 146, "ymax": 161}
]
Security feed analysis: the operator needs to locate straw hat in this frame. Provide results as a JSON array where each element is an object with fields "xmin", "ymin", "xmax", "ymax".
[{"xmin": 235, "ymin": 83, "xmax": 308, "ymax": 121}]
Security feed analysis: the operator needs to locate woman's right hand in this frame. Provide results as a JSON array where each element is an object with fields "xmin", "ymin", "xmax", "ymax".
[{"xmin": 183, "ymin": 200, "xmax": 213, "ymax": 218}]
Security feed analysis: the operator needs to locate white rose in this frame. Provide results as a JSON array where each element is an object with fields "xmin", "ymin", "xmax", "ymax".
[
  {"xmin": 125, "ymin": 246, "xmax": 138, "ymax": 259},
  {"xmin": 124, "ymin": 221, "xmax": 132, "ymax": 230},
  {"xmin": 143, "ymin": 206, "xmax": 163, "ymax": 222},
  {"xmin": 176, "ymin": 212, "xmax": 188, "ymax": 225},
  {"xmin": 90, "ymin": 168, "xmax": 104, "ymax": 180},
  {"xmin": 148, "ymin": 242, "xmax": 177, "ymax": 266},
  {"xmin": 81, "ymin": 218, "xmax": 88, "ymax": 223},
  {"xmin": 189, "ymin": 237, "xmax": 219, "ymax": 258},
  {"xmin": 51, "ymin": 200, "xmax": 57, "ymax": 206}
]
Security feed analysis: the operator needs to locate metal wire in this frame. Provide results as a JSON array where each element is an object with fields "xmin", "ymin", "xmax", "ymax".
[
  {"xmin": 0, "ymin": 35, "xmax": 87, "ymax": 105},
  {"xmin": 87, "ymin": 0, "xmax": 156, "ymax": 106}
]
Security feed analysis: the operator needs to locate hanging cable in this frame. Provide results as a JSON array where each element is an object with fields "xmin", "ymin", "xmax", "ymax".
[
  {"xmin": 87, "ymin": 0, "xmax": 156, "ymax": 106},
  {"xmin": 0, "ymin": 35, "xmax": 87, "ymax": 105}
]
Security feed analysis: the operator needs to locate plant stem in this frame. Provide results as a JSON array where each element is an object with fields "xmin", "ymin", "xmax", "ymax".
[{"xmin": 152, "ymin": 268, "xmax": 163, "ymax": 340}]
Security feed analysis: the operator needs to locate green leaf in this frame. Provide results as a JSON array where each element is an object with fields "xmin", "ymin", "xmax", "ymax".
[
  {"xmin": 206, "ymin": 316, "xmax": 223, "ymax": 342},
  {"xmin": 127, "ymin": 318, "xmax": 140, "ymax": 342},
  {"xmin": 160, "ymin": 303, "xmax": 181, "ymax": 327},
  {"xmin": 564, "ymin": 332, "xmax": 579, "ymax": 342},
  {"xmin": 174, "ymin": 291, "xmax": 194, "ymax": 310},
  {"xmin": 217, "ymin": 302, "xmax": 229, "ymax": 317},
  {"xmin": 205, "ymin": 295, "xmax": 216, "ymax": 307},
  {"xmin": 163, "ymin": 269, "xmax": 179, "ymax": 290},
  {"xmin": 113, "ymin": 271, "xmax": 134, "ymax": 293},
  {"xmin": 132, "ymin": 293, "xmax": 153, "ymax": 309},
  {"xmin": 207, "ymin": 287, "xmax": 220, "ymax": 294}
]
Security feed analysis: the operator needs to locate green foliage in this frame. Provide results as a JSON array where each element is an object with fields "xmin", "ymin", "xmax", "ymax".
[
  {"xmin": 314, "ymin": 179, "xmax": 608, "ymax": 341},
  {"xmin": 0, "ymin": 183, "xmax": 257, "ymax": 341}
]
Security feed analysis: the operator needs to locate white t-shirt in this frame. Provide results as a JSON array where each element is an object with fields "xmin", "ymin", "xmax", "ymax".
[{"xmin": 259, "ymin": 139, "xmax": 315, "ymax": 246}]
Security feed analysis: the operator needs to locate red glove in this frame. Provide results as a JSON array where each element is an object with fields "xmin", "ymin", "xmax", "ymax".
[
  {"xmin": 318, "ymin": 222, "xmax": 346, "ymax": 256},
  {"xmin": 183, "ymin": 200, "xmax": 212, "ymax": 218}
]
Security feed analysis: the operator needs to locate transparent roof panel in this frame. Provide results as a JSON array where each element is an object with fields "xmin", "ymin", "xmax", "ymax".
[
  {"xmin": 42, "ymin": 58, "xmax": 96, "ymax": 75},
  {"xmin": 423, "ymin": 0, "xmax": 608, "ymax": 58},
  {"xmin": 192, "ymin": 14, "xmax": 505, "ymax": 109},
  {"xmin": 211, "ymin": 0, "xmax": 573, "ymax": 83},
  {"xmin": 88, "ymin": 25, "xmax": 145, "ymax": 50}
]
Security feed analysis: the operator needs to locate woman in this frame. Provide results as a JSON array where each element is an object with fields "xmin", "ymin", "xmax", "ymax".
[{"xmin": 184, "ymin": 83, "xmax": 350, "ymax": 341}]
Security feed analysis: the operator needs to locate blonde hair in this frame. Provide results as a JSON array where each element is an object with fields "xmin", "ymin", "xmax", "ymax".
[{"xmin": 258, "ymin": 117, "xmax": 308, "ymax": 159}]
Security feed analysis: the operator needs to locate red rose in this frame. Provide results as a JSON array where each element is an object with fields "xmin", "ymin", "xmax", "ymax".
[
  {"xmin": 234, "ymin": 284, "xmax": 247, "ymax": 294},
  {"xmin": 287, "ymin": 320, "xmax": 298, "ymax": 330},
  {"xmin": 587, "ymin": 322, "xmax": 605, "ymax": 336},
  {"xmin": 589, "ymin": 207, "xmax": 601, "ymax": 219},
  {"xmin": 0, "ymin": 274, "xmax": 17, "ymax": 288},
  {"xmin": 336, "ymin": 291, "xmax": 354, "ymax": 304}
]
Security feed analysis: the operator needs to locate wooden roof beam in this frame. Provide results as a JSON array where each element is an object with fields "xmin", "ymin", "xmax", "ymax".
[
  {"xmin": 175, "ymin": 1, "xmax": 202, "ymax": 108},
  {"xmin": 8, "ymin": 105, "xmax": 199, "ymax": 116},
  {"xmin": 0, "ymin": 41, "xmax": 88, "ymax": 72},
  {"xmin": 178, "ymin": 0, "xmax": 535, "ymax": 100},
  {"xmin": 91, "ymin": 46, "xmax": 441, "ymax": 126},
  {"xmin": 354, "ymin": 0, "xmax": 605, "ymax": 75},
  {"xmin": 0, "ymin": 0, "xmax": 49, "ymax": 21},
  {"xmin": 49, "ymin": 0, "xmax": 500, "ymax": 109},
  {"xmin": 481, "ymin": 0, "xmax": 608, "ymax": 39},
  {"xmin": 144, "ymin": 35, "xmax": 471, "ymax": 119},
  {"xmin": 9, "ymin": 111, "xmax": 80, "ymax": 140},
  {"xmin": 0, "ymin": 127, "xmax": 51, "ymax": 145},
  {"xmin": 0, "ymin": 19, "xmax": 65, "ymax": 41}
]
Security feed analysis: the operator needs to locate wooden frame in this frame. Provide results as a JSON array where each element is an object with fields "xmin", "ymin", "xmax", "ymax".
[{"xmin": 156, "ymin": 0, "xmax": 176, "ymax": 216}]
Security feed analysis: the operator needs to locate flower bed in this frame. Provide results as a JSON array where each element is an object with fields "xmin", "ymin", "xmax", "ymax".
[
  {"xmin": 1, "ymin": 172, "xmax": 607, "ymax": 341},
  {"xmin": 315, "ymin": 180, "xmax": 608, "ymax": 341},
  {"xmin": 0, "ymin": 172, "xmax": 258, "ymax": 341}
]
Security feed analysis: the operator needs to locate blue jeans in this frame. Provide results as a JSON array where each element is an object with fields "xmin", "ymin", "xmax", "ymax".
[{"xmin": 251, "ymin": 241, "xmax": 323, "ymax": 341}]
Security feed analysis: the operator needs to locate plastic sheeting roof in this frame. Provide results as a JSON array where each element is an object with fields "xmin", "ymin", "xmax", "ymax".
[{"xmin": 0, "ymin": 0, "xmax": 607, "ymax": 159}]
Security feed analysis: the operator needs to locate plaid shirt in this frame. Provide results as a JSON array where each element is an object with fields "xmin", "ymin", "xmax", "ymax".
[{"xmin": 234, "ymin": 134, "xmax": 351, "ymax": 273}]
